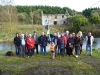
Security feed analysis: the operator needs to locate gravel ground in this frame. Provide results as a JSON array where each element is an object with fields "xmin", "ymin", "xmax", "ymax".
[
  {"xmin": 82, "ymin": 57, "xmax": 100, "ymax": 73},
  {"xmin": 21, "ymin": 66, "xmax": 72, "ymax": 75}
]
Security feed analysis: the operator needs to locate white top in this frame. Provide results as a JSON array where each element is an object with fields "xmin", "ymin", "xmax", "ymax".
[{"xmin": 86, "ymin": 35, "xmax": 94, "ymax": 45}]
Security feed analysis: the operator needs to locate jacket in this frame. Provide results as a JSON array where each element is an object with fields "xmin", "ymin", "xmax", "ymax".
[
  {"xmin": 52, "ymin": 36, "xmax": 58, "ymax": 45},
  {"xmin": 38, "ymin": 35, "xmax": 48, "ymax": 46},
  {"xmin": 59, "ymin": 36, "xmax": 66, "ymax": 49},
  {"xmin": 74, "ymin": 37, "xmax": 80, "ymax": 46},
  {"xmin": 50, "ymin": 45, "xmax": 55, "ymax": 52},
  {"xmin": 14, "ymin": 36, "xmax": 21, "ymax": 47},
  {"xmin": 80, "ymin": 36, "xmax": 84, "ymax": 44},
  {"xmin": 26, "ymin": 37, "xmax": 35, "ymax": 50},
  {"xmin": 32, "ymin": 34, "xmax": 39, "ymax": 44},
  {"xmin": 86, "ymin": 35, "xmax": 94, "ymax": 45}
]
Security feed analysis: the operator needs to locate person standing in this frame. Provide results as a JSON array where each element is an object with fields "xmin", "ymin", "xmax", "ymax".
[
  {"xmin": 57, "ymin": 31, "xmax": 61, "ymax": 55},
  {"xmin": 19, "ymin": 34, "xmax": 26, "ymax": 58},
  {"xmin": 26, "ymin": 34, "xmax": 35, "ymax": 57},
  {"xmin": 52, "ymin": 32, "xmax": 58, "ymax": 56},
  {"xmin": 72, "ymin": 33, "xmax": 75, "ymax": 55},
  {"xmin": 65, "ymin": 30, "xmax": 70, "ymax": 55},
  {"xmin": 74, "ymin": 34, "xmax": 80, "ymax": 57},
  {"xmin": 50, "ymin": 42, "xmax": 55, "ymax": 59},
  {"xmin": 38, "ymin": 31, "xmax": 48, "ymax": 55},
  {"xmin": 86, "ymin": 32, "xmax": 94, "ymax": 56},
  {"xmin": 59, "ymin": 33, "xmax": 66, "ymax": 56},
  {"xmin": 67, "ymin": 34, "xmax": 74, "ymax": 56},
  {"xmin": 32, "ymin": 31, "xmax": 39, "ymax": 54},
  {"xmin": 78, "ymin": 31, "xmax": 84, "ymax": 54},
  {"xmin": 24, "ymin": 32, "xmax": 29, "ymax": 54},
  {"xmin": 14, "ymin": 33, "xmax": 21, "ymax": 56}
]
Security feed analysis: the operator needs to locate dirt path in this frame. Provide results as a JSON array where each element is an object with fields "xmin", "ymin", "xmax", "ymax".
[
  {"xmin": 82, "ymin": 57, "xmax": 100, "ymax": 73},
  {"xmin": 2, "ymin": 57, "xmax": 100, "ymax": 75},
  {"xmin": 22, "ymin": 66, "xmax": 72, "ymax": 75}
]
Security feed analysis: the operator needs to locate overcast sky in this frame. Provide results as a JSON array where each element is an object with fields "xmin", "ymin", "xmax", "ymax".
[{"xmin": 14, "ymin": 0, "xmax": 100, "ymax": 12}]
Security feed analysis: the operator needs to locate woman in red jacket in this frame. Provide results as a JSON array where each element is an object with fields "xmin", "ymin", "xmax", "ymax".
[{"xmin": 26, "ymin": 34, "xmax": 35, "ymax": 57}]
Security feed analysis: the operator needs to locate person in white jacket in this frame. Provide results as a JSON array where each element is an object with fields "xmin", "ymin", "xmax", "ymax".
[{"xmin": 86, "ymin": 32, "xmax": 94, "ymax": 56}]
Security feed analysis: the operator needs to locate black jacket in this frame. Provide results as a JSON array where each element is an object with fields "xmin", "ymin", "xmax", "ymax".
[
  {"xmin": 14, "ymin": 36, "xmax": 21, "ymax": 47},
  {"xmin": 38, "ymin": 35, "xmax": 48, "ymax": 46}
]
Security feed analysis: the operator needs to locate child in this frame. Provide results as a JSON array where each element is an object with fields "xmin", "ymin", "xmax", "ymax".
[{"xmin": 50, "ymin": 42, "xmax": 55, "ymax": 59}]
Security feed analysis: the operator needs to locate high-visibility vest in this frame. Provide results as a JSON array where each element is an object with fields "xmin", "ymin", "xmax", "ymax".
[{"xmin": 50, "ymin": 45, "xmax": 55, "ymax": 51}]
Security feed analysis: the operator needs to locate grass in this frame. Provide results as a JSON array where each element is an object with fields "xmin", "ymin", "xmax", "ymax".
[
  {"xmin": 0, "ymin": 24, "xmax": 100, "ymax": 74},
  {"xmin": 0, "ymin": 50, "xmax": 100, "ymax": 75},
  {"xmin": 0, "ymin": 24, "xmax": 100, "ymax": 42},
  {"xmin": 0, "ymin": 24, "xmax": 69, "ymax": 42}
]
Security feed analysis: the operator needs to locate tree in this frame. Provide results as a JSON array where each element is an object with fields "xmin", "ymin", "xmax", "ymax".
[
  {"xmin": 29, "ymin": 6, "xmax": 34, "ymax": 25},
  {"xmin": 33, "ymin": 9, "xmax": 42, "ymax": 25},
  {"xmin": 0, "ymin": 0, "xmax": 18, "ymax": 32},
  {"xmin": 17, "ymin": 13, "xmax": 27, "ymax": 24},
  {"xmin": 68, "ymin": 14, "xmax": 88, "ymax": 32},
  {"xmin": 82, "ymin": 7, "xmax": 100, "ymax": 18},
  {"xmin": 89, "ymin": 10, "xmax": 100, "ymax": 24}
]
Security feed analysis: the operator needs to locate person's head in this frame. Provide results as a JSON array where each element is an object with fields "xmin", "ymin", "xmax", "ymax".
[
  {"xmin": 61, "ymin": 33, "xmax": 64, "ymax": 37},
  {"xmin": 33, "ymin": 31, "xmax": 37, "ymax": 35},
  {"xmin": 88, "ymin": 32, "xmax": 91, "ymax": 36},
  {"xmin": 66, "ymin": 30, "xmax": 69, "ymax": 35},
  {"xmin": 21, "ymin": 34, "xmax": 24, "ymax": 39},
  {"xmin": 28, "ymin": 34, "xmax": 32, "ymax": 38},
  {"xmin": 16, "ymin": 33, "xmax": 19, "ymax": 37},
  {"xmin": 69, "ymin": 34, "xmax": 72, "ymax": 38},
  {"xmin": 75, "ymin": 33, "xmax": 79, "ymax": 38},
  {"xmin": 51, "ymin": 42, "xmax": 54, "ymax": 45},
  {"xmin": 72, "ymin": 32, "xmax": 75, "ymax": 37},
  {"xmin": 42, "ymin": 31, "xmax": 45, "ymax": 36},
  {"xmin": 78, "ymin": 31, "xmax": 83, "ymax": 37},
  {"xmin": 54, "ymin": 32, "xmax": 57, "ymax": 36}
]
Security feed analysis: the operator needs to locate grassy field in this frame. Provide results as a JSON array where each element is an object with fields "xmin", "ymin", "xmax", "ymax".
[
  {"xmin": 0, "ymin": 49, "xmax": 100, "ymax": 75},
  {"xmin": 0, "ymin": 25, "xmax": 69, "ymax": 42},
  {"xmin": 0, "ymin": 24, "xmax": 100, "ymax": 42}
]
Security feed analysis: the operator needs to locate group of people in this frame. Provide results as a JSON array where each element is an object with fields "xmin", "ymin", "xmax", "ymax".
[{"xmin": 13, "ymin": 30, "xmax": 94, "ymax": 59}]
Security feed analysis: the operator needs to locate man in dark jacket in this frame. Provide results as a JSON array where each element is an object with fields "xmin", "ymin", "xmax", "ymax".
[
  {"xmin": 52, "ymin": 32, "xmax": 58, "ymax": 56},
  {"xmin": 14, "ymin": 33, "xmax": 21, "ymax": 55},
  {"xmin": 38, "ymin": 31, "xmax": 48, "ymax": 55}
]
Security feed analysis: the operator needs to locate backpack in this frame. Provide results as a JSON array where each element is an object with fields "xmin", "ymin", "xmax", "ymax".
[{"xmin": 5, "ymin": 51, "xmax": 14, "ymax": 56}]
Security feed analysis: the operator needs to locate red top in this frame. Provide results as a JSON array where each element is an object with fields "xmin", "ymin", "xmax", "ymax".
[
  {"xmin": 26, "ymin": 37, "xmax": 35, "ymax": 50},
  {"xmin": 58, "ymin": 36, "xmax": 67, "ymax": 46}
]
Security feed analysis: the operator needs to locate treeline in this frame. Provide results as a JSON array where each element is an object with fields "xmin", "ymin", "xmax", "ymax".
[
  {"xmin": 16, "ymin": 5, "xmax": 75, "ymax": 16},
  {"xmin": 0, "ymin": 5, "xmax": 75, "ymax": 25},
  {"xmin": 82, "ymin": 7, "xmax": 100, "ymax": 24},
  {"xmin": 68, "ymin": 7, "xmax": 100, "ymax": 33},
  {"xmin": 82, "ymin": 7, "xmax": 100, "ymax": 17},
  {"xmin": 16, "ymin": 6, "xmax": 75, "ymax": 25}
]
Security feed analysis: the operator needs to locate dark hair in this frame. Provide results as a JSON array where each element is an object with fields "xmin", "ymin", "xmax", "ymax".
[
  {"xmin": 33, "ymin": 31, "xmax": 36, "ymax": 33},
  {"xmin": 16, "ymin": 33, "xmax": 19, "ymax": 35}
]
